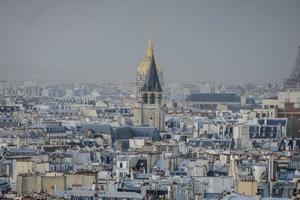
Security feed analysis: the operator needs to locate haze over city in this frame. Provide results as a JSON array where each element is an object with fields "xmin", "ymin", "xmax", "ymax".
[
  {"xmin": 3, "ymin": 0, "xmax": 300, "ymax": 199},
  {"xmin": 1, "ymin": 0, "xmax": 300, "ymax": 84}
]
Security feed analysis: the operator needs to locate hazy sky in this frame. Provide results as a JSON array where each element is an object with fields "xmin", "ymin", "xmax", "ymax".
[{"xmin": 0, "ymin": 0, "xmax": 300, "ymax": 84}]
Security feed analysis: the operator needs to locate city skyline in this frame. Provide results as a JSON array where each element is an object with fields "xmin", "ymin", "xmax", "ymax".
[
  {"xmin": 0, "ymin": 0, "xmax": 300, "ymax": 84},
  {"xmin": 1, "ymin": 1, "xmax": 300, "ymax": 198}
]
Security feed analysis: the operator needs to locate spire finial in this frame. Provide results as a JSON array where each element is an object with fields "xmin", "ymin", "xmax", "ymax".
[
  {"xmin": 148, "ymin": 37, "xmax": 153, "ymax": 49},
  {"xmin": 148, "ymin": 37, "xmax": 152, "ymax": 48},
  {"xmin": 146, "ymin": 37, "xmax": 153, "ymax": 57}
]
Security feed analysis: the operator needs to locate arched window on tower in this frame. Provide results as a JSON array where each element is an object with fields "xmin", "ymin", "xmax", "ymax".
[
  {"xmin": 158, "ymin": 94, "xmax": 162, "ymax": 104},
  {"xmin": 143, "ymin": 93, "xmax": 148, "ymax": 103},
  {"xmin": 150, "ymin": 93, "xmax": 155, "ymax": 104}
]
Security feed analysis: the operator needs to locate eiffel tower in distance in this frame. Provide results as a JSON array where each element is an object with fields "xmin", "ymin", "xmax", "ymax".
[{"xmin": 284, "ymin": 46, "xmax": 300, "ymax": 90}]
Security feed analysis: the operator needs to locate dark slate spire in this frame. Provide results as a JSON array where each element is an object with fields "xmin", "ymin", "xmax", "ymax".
[{"xmin": 141, "ymin": 55, "xmax": 162, "ymax": 92}]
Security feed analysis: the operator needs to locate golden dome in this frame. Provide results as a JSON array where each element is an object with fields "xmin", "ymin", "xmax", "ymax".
[
  {"xmin": 137, "ymin": 57, "xmax": 161, "ymax": 75},
  {"xmin": 137, "ymin": 38, "xmax": 161, "ymax": 75}
]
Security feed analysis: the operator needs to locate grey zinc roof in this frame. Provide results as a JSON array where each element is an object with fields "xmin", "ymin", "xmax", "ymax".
[
  {"xmin": 98, "ymin": 191, "xmax": 143, "ymax": 199},
  {"xmin": 112, "ymin": 127, "xmax": 135, "ymax": 142},
  {"xmin": 80, "ymin": 124, "xmax": 112, "ymax": 134},
  {"xmin": 6, "ymin": 147, "xmax": 36, "ymax": 156},
  {"xmin": 204, "ymin": 193, "xmax": 224, "ymax": 199},
  {"xmin": 141, "ymin": 55, "xmax": 162, "ymax": 92},
  {"xmin": 131, "ymin": 127, "xmax": 160, "ymax": 141},
  {"xmin": 113, "ymin": 127, "xmax": 161, "ymax": 143},
  {"xmin": 186, "ymin": 93, "xmax": 241, "ymax": 102}
]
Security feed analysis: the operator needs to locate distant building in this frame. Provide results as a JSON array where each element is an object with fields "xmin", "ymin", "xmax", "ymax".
[
  {"xmin": 284, "ymin": 46, "xmax": 300, "ymax": 90},
  {"xmin": 277, "ymin": 91, "xmax": 300, "ymax": 137},
  {"xmin": 186, "ymin": 93, "xmax": 241, "ymax": 111}
]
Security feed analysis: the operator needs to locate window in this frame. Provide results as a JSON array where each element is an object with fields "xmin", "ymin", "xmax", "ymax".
[
  {"xmin": 158, "ymin": 94, "xmax": 162, "ymax": 104},
  {"xmin": 285, "ymin": 98, "xmax": 290, "ymax": 102},
  {"xmin": 150, "ymin": 93, "xmax": 155, "ymax": 104},
  {"xmin": 274, "ymin": 188, "xmax": 282, "ymax": 195},
  {"xmin": 143, "ymin": 93, "xmax": 148, "ymax": 103}
]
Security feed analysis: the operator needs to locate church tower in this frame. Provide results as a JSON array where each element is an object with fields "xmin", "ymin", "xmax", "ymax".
[
  {"xmin": 135, "ymin": 39, "xmax": 164, "ymax": 99},
  {"xmin": 133, "ymin": 43, "xmax": 165, "ymax": 132}
]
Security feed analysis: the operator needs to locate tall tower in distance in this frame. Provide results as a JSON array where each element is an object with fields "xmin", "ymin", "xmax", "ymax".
[
  {"xmin": 135, "ymin": 38, "xmax": 164, "ymax": 99},
  {"xmin": 133, "ymin": 41, "xmax": 165, "ymax": 132},
  {"xmin": 284, "ymin": 46, "xmax": 300, "ymax": 90}
]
